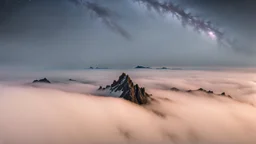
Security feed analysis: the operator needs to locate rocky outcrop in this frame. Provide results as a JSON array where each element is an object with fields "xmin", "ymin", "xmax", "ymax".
[
  {"xmin": 98, "ymin": 73, "xmax": 151, "ymax": 105},
  {"xmin": 33, "ymin": 78, "xmax": 51, "ymax": 84},
  {"xmin": 170, "ymin": 87, "xmax": 232, "ymax": 98},
  {"xmin": 170, "ymin": 87, "xmax": 180, "ymax": 92},
  {"xmin": 134, "ymin": 66, "xmax": 151, "ymax": 69}
]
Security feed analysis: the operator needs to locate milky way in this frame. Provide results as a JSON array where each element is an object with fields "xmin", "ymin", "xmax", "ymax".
[
  {"xmin": 0, "ymin": 0, "xmax": 255, "ymax": 68},
  {"xmin": 68, "ymin": 0, "xmax": 246, "ymax": 52},
  {"xmin": 69, "ymin": 0, "xmax": 131, "ymax": 39}
]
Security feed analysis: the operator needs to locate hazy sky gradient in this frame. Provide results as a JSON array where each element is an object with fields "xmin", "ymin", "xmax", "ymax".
[{"xmin": 0, "ymin": 0, "xmax": 255, "ymax": 68}]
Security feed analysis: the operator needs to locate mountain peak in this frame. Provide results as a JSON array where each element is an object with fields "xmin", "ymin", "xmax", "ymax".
[{"xmin": 99, "ymin": 73, "xmax": 151, "ymax": 105}]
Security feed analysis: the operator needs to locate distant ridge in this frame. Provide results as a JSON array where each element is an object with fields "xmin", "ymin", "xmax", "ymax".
[
  {"xmin": 33, "ymin": 78, "xmax": 51, "ymax": 84},
  {"xmin": 170, "ymin": 87, "xmax": 232, "ymax": 98},
  {"xmin": 134, "ymin": 66, "xmax": 151, "ymax": 69},
  {"xmin": 156, "ymin": 67, "xmax": 169, "ymax": 69}
]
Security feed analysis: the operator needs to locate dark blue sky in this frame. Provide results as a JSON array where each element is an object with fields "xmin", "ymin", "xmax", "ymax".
[{"xmin": 0, "ymin": 0, "xmax": 255, "ymax": 68}]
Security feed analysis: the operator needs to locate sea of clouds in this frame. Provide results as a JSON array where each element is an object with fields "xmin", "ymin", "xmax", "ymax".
[{"xmin": 1, "ymin": 68, "xmax": 256, "ymax": 144}]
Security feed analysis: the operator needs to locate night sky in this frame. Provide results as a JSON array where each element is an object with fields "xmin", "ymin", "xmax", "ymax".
[{"xmin": 0, "ymin": 0, "xmax": 255, "ymax": 68}]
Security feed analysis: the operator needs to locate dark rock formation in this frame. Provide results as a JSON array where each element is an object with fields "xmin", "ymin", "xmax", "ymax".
[
  {"xmin": 198, "ymin": 88, "xmax": 206, "ymax": 92},
  {"xmin": 69, "ymin": 79, "xmax": 77, "ymax": 82},
  {"xmin": 157, "ymin": 67, "xmax": 169, "ymax": 69},
  {"xmin": 170, "ymin": 87, "xmax": 231, "ymax": 98},
  {"xmin": 98, "ymin": 86, "xmax": 103, "ymax": 90},
  {"xmin": 170, "ymin": 87, "xmax": 180, "ymax": 92},
  {"xmin": 33, "ymin": 78, "xmax": 51, "ymax": 84},
  {"xmin": 134, "ymin": 66, "xmax": 151, "ymax": 69},
  {"xmin": 90, "ymin": 67, "xmax": 94, "ymax": 69},
  {"xmin": 207, "ymin": 90, "xmax": 214, "ymax": 94},
  {"xmin": 220, "ymin": 92, "xmax": 231, "ymax": 98},
  {"xmin": 98, "ymin": 73, "xmax": 151, "ymax": 105}
]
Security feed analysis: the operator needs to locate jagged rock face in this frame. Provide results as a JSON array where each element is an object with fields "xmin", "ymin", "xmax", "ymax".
[
  {"xmin": 33, "ymin": 78, "xmax": 51, "ymax": 84},
  {"xmin": 99, "ymin": 73, "xmax": 151, "ymax": 105}
]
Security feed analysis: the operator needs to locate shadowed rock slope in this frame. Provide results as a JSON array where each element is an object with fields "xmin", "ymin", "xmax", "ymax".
[{"xmin": 98, "ymin": 73, "xmax": 151, "ymax": 105}]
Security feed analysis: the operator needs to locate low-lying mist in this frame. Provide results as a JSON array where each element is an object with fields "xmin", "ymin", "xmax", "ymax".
[{"xmin": 1, "ymin": 69, "xmax": 256, "ymax": 144}]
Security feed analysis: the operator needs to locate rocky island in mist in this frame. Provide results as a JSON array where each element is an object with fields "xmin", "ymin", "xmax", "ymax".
[{"xmin": 98, "ymin": 73, "xmax": 151, "ymax": 105}]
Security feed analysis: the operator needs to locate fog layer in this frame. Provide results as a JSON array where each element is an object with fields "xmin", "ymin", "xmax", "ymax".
[{"xmin": 1, "ymin": 69, "xmax": 256, "ymax": 144}]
